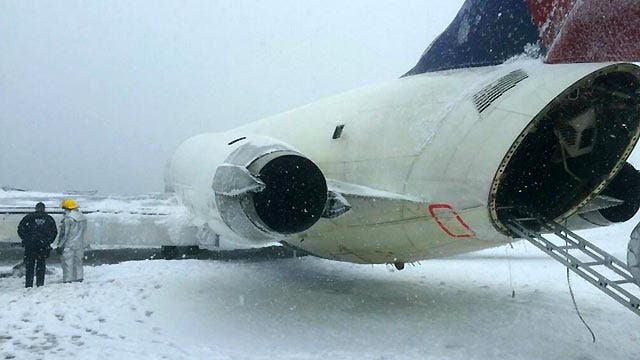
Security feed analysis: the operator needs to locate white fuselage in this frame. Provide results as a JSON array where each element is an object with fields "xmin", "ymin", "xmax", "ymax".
[{"xmin": 168, "ymin": 60, "xmax": 638, "ymax": 263}]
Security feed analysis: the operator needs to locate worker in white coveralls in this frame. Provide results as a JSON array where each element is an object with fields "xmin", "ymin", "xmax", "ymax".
[
  {"xmin": 628, "ymin": 222, "xmax": 640, "ymax": 285},
  {"xmin": 56, "ymin": 199, "xmax": 87, "ymax": 283}
]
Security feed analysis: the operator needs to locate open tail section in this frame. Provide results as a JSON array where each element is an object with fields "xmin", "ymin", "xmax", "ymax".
[{"xmin": 405, "ymin": 0, "xmax": 640, "ymax": 76}]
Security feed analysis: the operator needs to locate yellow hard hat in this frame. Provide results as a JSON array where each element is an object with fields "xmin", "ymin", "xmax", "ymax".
[{"xmin": 61, "ymin": 198, "xmax": 79, "ymax": 210}]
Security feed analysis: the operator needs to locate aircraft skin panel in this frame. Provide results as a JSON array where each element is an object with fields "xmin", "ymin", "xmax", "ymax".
[
  {"xmin": 298, "ymin": 203, "xmax": 502, "ymax": 263},
  {"xmin": 401, "ymin": 62, "xmax": 602, "ymax": 207},
  {"xmin": 235, "ymin": 61, "xmax": 602, "ymax": 175},
  {"xmin": 342, "ymin": 157, "xmax": 417, "ymax": 195},
  {"xmin": 229, "ymin": 67, "xmax": 496, "ymax": 166},
  {"xmin": 169, "ymin": 60, "xmax": 625, "ymax": 263},
  {"xmin": 408, "ymin": 61, "xmax": 613, "ymax": 191}
]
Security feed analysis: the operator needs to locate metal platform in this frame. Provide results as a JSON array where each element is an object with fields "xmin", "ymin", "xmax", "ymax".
[{"xmin": 507, "ymin": 216, "xmax": 640, "ymax": 317}]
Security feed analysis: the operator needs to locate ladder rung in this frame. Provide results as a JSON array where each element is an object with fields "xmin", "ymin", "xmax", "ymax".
[
  {"xmin": 505, "ymin": 216, "xmax": 640, "ymax": 318},
  {"xmin": 581, "ymin": 261, "xmax": 605, "ymax": 267},
  {"xmin": 614, "ymin": 279, "xmax": 634, "ymax": 285}
]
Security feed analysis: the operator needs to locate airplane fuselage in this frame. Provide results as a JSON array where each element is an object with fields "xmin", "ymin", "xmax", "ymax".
[{"xmin": 167, "ymin": 60, "xmax": 640, "ymax": 263}]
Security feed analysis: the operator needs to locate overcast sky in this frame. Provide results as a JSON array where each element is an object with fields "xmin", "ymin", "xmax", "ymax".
[{"xmin": 0, "ymin": 1, "xmax": 464, "ymax": 195}]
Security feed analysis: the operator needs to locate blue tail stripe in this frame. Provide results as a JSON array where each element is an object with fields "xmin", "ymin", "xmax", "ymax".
[{"xmin": 404, "ymin": 0, "xmax": 540, "ymax": 76}]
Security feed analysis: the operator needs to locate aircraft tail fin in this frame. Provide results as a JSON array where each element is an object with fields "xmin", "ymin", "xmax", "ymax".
[{"xmin": 405, "ymin": 0, "xmax": 640, "ymax": 76}]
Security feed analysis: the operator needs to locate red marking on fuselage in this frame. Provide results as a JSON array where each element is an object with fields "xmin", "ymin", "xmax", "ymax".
[{"xmin": 428, "ymin": 204, "xmax": 475, "ymax": 239}]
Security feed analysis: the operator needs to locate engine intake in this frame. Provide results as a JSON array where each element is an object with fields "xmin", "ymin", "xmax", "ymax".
[
  {"xmin": 252, "ymin": 154, "xmax": 327, "ymax": 234},
  {"xmin": 213, "ymin": 138, "xmax": 327, "ymax": 241}
]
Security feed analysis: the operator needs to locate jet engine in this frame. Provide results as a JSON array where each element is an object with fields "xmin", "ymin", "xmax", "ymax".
[
  {"xmin": 166, "ymin": 134, "xmax": 327, "ymax": 243},
  {"xmin": 565, "ymin": 162, "xmax": 640, "ymax": 229}
]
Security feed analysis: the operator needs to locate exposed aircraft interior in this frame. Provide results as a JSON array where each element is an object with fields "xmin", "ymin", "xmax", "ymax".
[{"xmin": 491, "ymin": 68, "xmax": 640, "ymax": 233}]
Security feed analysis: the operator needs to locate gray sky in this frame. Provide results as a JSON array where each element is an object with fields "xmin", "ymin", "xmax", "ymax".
[{"xmin": 0, "ymin": 1, "xmax": 463, "ymax": 195}]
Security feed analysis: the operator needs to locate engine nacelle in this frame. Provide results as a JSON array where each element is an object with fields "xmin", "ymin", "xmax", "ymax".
[
  {"xmin": 565, "ymin": 162, "xmax": 640, "ymax": 229},
  {"xmin": 166, "ymin": 133, "xmax": 327, "ymax": 243}
]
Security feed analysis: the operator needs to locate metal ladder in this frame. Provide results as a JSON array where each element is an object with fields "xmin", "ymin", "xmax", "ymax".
[{"xmin": 506, "ymin": 216, "xmax": 640, "ymax": 317}]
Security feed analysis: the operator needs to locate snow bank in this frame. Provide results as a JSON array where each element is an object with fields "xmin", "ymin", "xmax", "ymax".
[{"xmin": 1, "ymin": 219, "xmax": 640, "ymax": 360}]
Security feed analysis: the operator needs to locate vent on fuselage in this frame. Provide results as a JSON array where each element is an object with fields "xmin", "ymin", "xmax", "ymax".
[{"xmin": 473, "ymin": 69, "xmax": 529, "ymax": 113}]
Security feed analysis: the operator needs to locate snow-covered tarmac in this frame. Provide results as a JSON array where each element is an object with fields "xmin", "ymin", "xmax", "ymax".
[{"xmin": 1, "ymin": 222, "xmax": 640, "ymax": 359}]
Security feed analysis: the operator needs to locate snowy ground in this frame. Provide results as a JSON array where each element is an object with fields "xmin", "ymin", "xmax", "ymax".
[{"xmin": 1, "ymin": 222, "xmax": 640, "ymax": 360}]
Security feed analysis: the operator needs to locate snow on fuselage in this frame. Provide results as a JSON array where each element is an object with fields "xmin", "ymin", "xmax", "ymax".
[{"xmin": 167, "ymin": 60, "xmax": 640, "ymax": 263}]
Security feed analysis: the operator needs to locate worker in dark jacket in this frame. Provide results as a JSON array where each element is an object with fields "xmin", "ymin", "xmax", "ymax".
[{"xmin": 17, "ymin": 202, "xmax": 58, "ymax": 288}]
